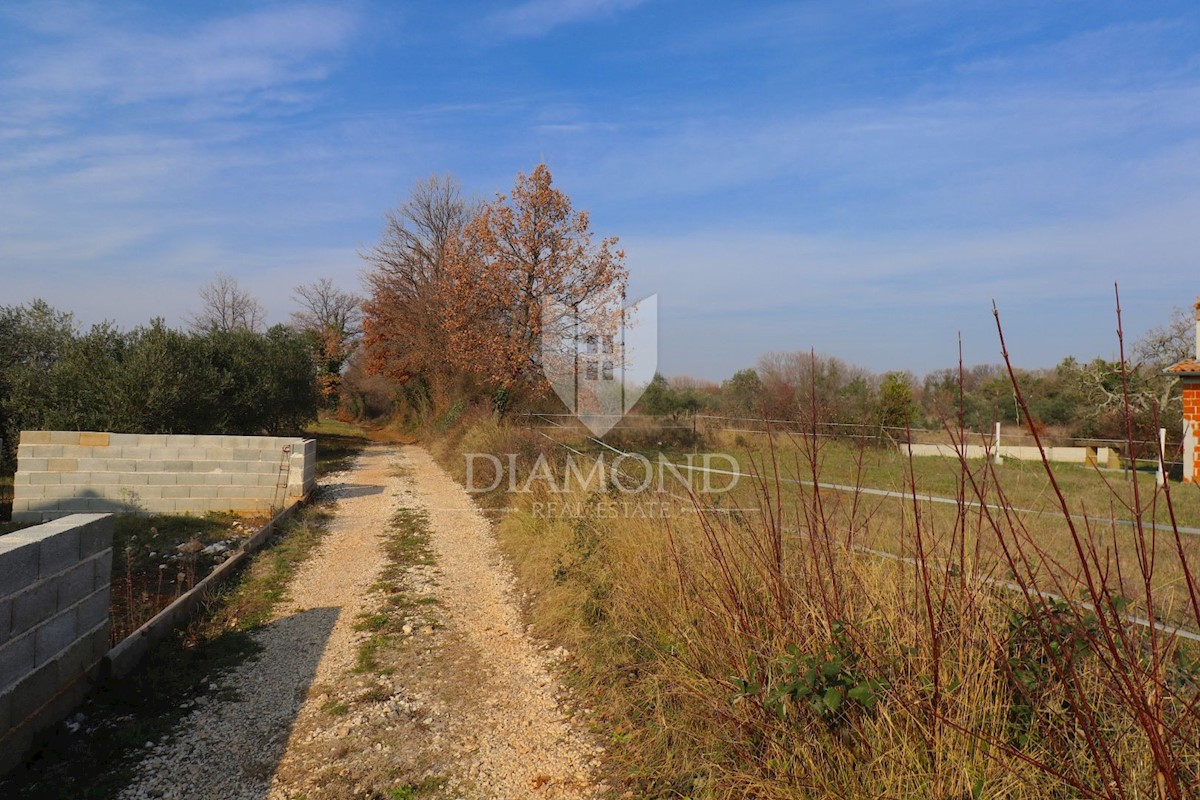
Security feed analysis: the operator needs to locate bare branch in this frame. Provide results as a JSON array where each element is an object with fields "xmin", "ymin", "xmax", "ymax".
[{"xmin": 188, "ymin": 272, "xmax": 265, "ymax": 334}]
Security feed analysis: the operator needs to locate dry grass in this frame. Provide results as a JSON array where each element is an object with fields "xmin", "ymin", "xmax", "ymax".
[{"xmin": 435, "ymin": 411, "xmax": 1200, "ymax": 800}]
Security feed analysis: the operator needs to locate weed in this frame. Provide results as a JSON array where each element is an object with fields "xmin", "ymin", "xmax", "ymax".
[
  {"xmin": 352, "ymin": 506, "xmax": 437, "ymax": 675},
  {"xmin": 322, "ymin": 699, "xmax": 350, "ymax": 717}
]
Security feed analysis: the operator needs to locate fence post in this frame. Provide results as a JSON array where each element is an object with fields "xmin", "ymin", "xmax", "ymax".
[
  {"xmin": 1158, "ymin": 427, "xmax": 1168, "ymax": 487},
  {"xmin": 993, "ymin": 422, "xmax": 1004, "ymax": 465}
]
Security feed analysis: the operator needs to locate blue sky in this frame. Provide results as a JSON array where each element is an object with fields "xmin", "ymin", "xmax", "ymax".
[{"xmin": 2, "ymin": 1, "xmax": 1199, "ymax": 380}]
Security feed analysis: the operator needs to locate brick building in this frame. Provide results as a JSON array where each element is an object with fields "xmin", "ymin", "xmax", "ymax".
[{"xmin": 1166, "ymin": 299, "xmax": 1200, "ymax": 482}]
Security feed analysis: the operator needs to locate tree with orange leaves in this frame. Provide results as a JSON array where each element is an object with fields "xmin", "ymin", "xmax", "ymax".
[{"xmin": 441, "ymin": 164, "xmax": 626, "ymax": 407}]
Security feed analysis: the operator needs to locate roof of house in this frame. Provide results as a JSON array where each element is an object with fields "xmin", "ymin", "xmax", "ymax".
[{"xmin": 1166, "ymin": 358, "xmax": 1200, "ymax": 375}]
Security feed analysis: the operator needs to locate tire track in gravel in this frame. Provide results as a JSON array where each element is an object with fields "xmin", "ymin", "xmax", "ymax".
[
  {"xmin": 117, "ymin": 446, "xmax": 399, "ymax": 800},
  {"xmin": 397, "ymin": 445, "xmax": 606, "ymax": 800},
  {"xmin": 115, "ymin": 444, "xmax": 605, "ymax": 800}
]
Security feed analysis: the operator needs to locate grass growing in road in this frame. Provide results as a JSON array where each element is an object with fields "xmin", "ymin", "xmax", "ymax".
[{"xmin": 353, "ymin": 503, "xmax": 438, "ymax": 675}]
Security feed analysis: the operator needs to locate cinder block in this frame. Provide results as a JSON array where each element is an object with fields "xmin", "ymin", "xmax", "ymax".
[
  {"xmin": 137, "ymin": 435, "xmax": 168, "ymax": 448},
  {"xmin": 35, "ymin": 607, "xmax": 78, "ymax": 665},
  {"xmin": 94, "ymin": 550, "xmax": 113, "ymax": 588},
  {"xmin": 57, "ymin": 628, "xmax": 98, "ymax": 680},
  {"xmin": 10, "ymin": 659, "xmax": 56, "ymax": 721},
  {"xmin": 0, "ymin": 597, "xmax": 11, "ymax": 644},
  {"xmin": 49, "ymin": 432, "xmax": 81, "ymax": 446},
  {"xmin": 160, "ymin": 486, "xmax": 191, "ymax": 499},
  {"xmin": 10, "ymin": 499, "xmax": 32, "ymax": 513},
  {"xmin": 147, "ymin": 448, "xmax": 175, "ymax": 461},
  {"xmin": 30, "ymin": 445, "xmax": 65, "ymax": 458},
  {"xmin": 13, "ymin": 472, "xmax": 32, "ymax": 486},
  {"xmin": 75, "ymin": 517, "xmax": 113, "ymax": 559},
  {"xmin": 188, "ymin": 486, "xmax": 218, "ymax": 499},
  {"xmin": 0, "ymin": 632, "xmax": 36, "ymax": 692},
  {"xmin": 30, "ymin": 473, "xmax": 61, "ymax": 486},
  {"xmin": 0, "ymin": 540, "xmax": 40, "ymax": 597},
  {"xmin": 56, "ymin": 498, "xmax": 93, "ymax": 513},
  {"xmin": 11, "ymin": 581, "xmax": 57, "ymax": 636},
  {"xmin": 41, "ymin": 486, "xmax": 78, "ymax": 499},
  {"xmin": 203, "ymin": 473, "xmax": 233, "ymax": 486},
  {"xmin": 76, "ymin": 588, "xmax": 109, "ymax": 635},
  {"xmin": 76, "ymin": 459, "xmax": 110, "ymax": 473},
  {"xmin": 57, "ymin": 561, "xmax": 95, "ymax": 610},
  {"xmin": 82, "ymin": 470, "xmax": 121, "ymax": 486},
  {"xmin": 19, "ymin": 431, "xmax": 52, "ymax": 445},
  {"xmin": 121, "ymin": 447, "xmax": 152, "ymax": 461},
  {"xmin": 15, "ymin": 484, "xmax": 48, "ymax": 501},
  {"xmin": 232, "ymin": 450, "xmax": 265, "ymax": 462},
  {"xmin": 133, "ymin": 486, "xmax": 163, "ymax": 500},
  {"xmin": 78, "ymin": 432, "xmax": 110, "ymax": 447},
  {"xmin": 38, "ymin": 528, "xmax": 81, "ymax": 578},
  {"xmin": 47, "ymin": 458, "xmax": 79, "ymax": 473},
  {"xmin": 161, "ymin": 460, "xmax": 194, "ymax": 473},
  {"xmin": 118, "ymin": 472, "xmax": 149, "ymax": 486},
  {"xmin": 89, "ymin": 622, "xmax": 110, "ymax": 662},
  {"xmin": 167, "ymin": 435, "xmax": 197, "ymax": 448},
  {"xmin": 145, "ymin": 473, "xmax": 177, "ymax": 486},
  {"xmin": 175, "ymin": 448, "xmax": 207, "ymax": 460},
  {"xmin": 106, "ymin": 432, "xmax": 138, "ymax": 446},
  {"xmin": 16, "ymin": 457, "xmax": 48, "ymax": 474}
]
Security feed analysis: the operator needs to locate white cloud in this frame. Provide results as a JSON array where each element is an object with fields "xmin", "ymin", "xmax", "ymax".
[
  {"xmin": 487, "ymin": 0, "xmax": 648, "ymax": 38},
  {"xmin": 2, "ymin": 4, "xmax": 358, "ymax": 112}
]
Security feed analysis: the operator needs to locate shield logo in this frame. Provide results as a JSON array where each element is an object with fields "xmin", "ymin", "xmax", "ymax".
[{"xmin": 541, "ymin": 294, "xmax": 658, "ymax": 436}]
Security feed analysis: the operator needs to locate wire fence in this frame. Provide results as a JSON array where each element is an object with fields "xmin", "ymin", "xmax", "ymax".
[
  {"xmin": 518, "ymin": 411, "xmax": 1185, "ymax": 474},
  {"xmin": 524, "ymin": 418, "xmax": 1200, "ymax": 643}
]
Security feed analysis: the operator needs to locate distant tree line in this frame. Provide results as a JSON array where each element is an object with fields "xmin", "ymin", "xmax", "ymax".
[
  {"xmin": 0, "ymin": 299, "xmax": 321, "ymax": 471},
  {"xmin": 629, "ymin": 334, "xmax": 1188, "ymax": 446}
]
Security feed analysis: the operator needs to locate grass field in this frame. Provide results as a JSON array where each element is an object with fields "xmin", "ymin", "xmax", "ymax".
[{"xmin": 443, "ymin": 416, "xmax": 1200, "ymax": 799}]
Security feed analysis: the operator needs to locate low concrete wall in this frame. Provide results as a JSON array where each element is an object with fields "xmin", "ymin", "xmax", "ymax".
[
  {"xmin": 906, "ymin": 443, "xmax": 1118, "ymax": 467},
  {"xmin": 0, "ymin": 514, "xmax": 113, "ymax": 774},
  {"xmin": 11, "ymin": 432, "xmax": 316, "ymax": 523},
  {"xmin": 104, "ymin": 498, "xmax": 304, "ymax": 680}
]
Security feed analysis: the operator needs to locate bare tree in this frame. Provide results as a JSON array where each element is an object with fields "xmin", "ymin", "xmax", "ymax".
[
  {"xmin": 188, "ymin": 272, "xmax": 266, "ymax": 333},
  {"xmin": 360, "ymin": 175, "xmax": 473, "ymax": 406},
  {"xmin": 291, "ymin": 278, "xmax": 362, "ymax": 406},
  {"xmin": 291, "ymin": 278, "xmax": 362, "ymax": 341},
  {"xmin": 1135, "ymin": 303, "xmax": 1195, "ymax": 368},
  {"xmin": 1134, "ymin": 302, "xmax": 1196, "ymax": 417}
]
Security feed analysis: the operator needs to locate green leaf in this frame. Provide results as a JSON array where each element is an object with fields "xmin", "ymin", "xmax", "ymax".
[
  {"xmin": 847, "ymin": 682, "xmax": 876, "ymax": 709},
  {"xmin": 823, "ymin": 686, "xmax": 844, "ymax": 714}
]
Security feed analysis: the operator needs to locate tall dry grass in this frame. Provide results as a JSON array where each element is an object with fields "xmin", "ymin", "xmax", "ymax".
[{"xmin": 437, "ymin": 305, "xmax": 1200, "ymax": 797}]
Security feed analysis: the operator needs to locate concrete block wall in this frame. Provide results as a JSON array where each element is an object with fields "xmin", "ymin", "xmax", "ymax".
[
  {"xmin": 906, "ymin": 443, "xmax": 1098, "ymax": 465},
  {"xmin": 0, "ymin": 514, "xmax": 113, "ymax": 774},
  {"xmin": 12, "ymin": 432, "xmax": 316, "ymax": 523}
]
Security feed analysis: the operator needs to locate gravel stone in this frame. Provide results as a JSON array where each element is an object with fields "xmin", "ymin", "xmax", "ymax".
[{"xmin": 114, "ymin": 445, "xmax": 604, "ymax": 799}]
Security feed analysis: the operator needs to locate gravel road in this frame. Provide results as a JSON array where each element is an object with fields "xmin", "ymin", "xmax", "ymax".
[{"xmin": 114, "ymin": 444, "xmax": 604, "ymax": 799}]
